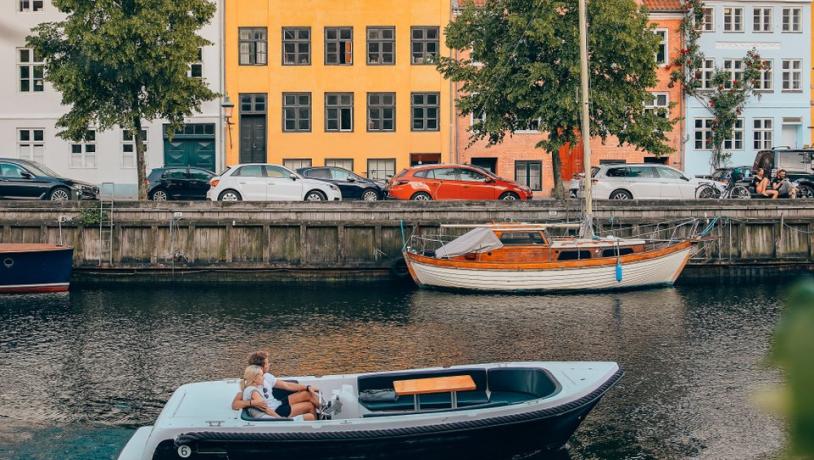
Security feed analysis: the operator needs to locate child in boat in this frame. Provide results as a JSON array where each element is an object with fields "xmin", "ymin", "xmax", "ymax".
[
  {"xmin": 231, "ymin": 350, "xmax": 319, "ymax": 419},
  {"xmin": 242, "ymin": 365, "xmax": 316, "ymax": 421}
]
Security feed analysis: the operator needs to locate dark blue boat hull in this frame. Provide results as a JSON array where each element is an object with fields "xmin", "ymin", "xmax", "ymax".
[{"xmin": 0, "ymin": 246, "xmax": 73, "ymax": 293}]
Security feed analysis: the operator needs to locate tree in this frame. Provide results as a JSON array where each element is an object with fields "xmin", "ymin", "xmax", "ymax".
[
  {"xmin": 27, "ymin": 0, "xmax": 218, "ymax": 200},
  {"xmin": 438, "ymin": 0, "xmax": 675, "ymax": 198},
  {"xmin": 670, "ymin": 0, "xmax": 762, "ymax": 170}
]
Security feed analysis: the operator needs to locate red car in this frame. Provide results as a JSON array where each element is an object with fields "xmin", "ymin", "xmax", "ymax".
[{"xmin": 386, "ymin": 164, "xmax": 533, "ymax": 201}]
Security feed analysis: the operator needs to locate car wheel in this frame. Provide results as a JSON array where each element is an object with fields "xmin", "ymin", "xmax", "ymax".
[
  {"xmin": 218, "ymin": 190, "xmax": 242, "ymax": 202},
  {"xmin": 609, "ymin": 189, "xmax": 633, "ymax": 200},
  {"xmin": 499, "ymin": 192, "xmax": 520, "ymax": 201},
  {"xmin": 305, "ymin": 190, "xmax": 327, "ymax": 201},
  {"xmin": 361, "ymin": 189, "xmax": 379, "ymax": 201},
  {"xmin": 411, "ymin": 192, "xmax": 432, "ymax": 201},
  {"xmin": 48, "ymin": 187, "xmax": 71, "ymax": 201},
  {"xmin": 150, "ymin": 189, "xmax": 168, "ymax": 201},
  {"xmin": 798, "ymin": 184, "xmax": 814, "ymax": 199}
]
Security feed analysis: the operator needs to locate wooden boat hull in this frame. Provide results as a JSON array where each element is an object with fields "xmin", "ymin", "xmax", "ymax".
[
  {"xmin": 0, "ymin": 244, "xmax": 73, "ymax": 294},
  {"xmin": 404, "ymin": 242, "xmax": 693, "ymax": 292}
]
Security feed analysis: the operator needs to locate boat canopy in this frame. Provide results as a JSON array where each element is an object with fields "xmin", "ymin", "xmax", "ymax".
[{"xmin": 435, "ymin": 227, "xmax": 504, "ymax": 258}]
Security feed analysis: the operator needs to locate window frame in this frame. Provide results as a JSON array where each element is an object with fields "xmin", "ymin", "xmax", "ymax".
[
  {"xmin": 752, "ymin": 7, "xmax": 773, "ymax": 33},
  {"xmin": 694, "ymin": 118, "xmax": 714, "ymax": 150},
  {"xmin": 781, "ymin": 59, "xmax": 802, "ymax": 91},
  {"xmin": 282, "ymin": 27, "xmax": 311, "ymax": 66},
  {"xmin": 238, "ymin": 27, "xmax": 268, "ymax": 66},
  {"xmin": 722, "ymin": 59, "xmax": 744, "ymax": 88},
  {"xmin": 325, "ymin": 92, "xmax": 354, "ymax": 132},
  {"xmin": 122, "ymin": 128, "xmax": 148, "ymax": 169},
  {"xmin": 17, "ymin": 48, "xmax": 45, "ymax": 93},
  {"xmin": 697, "ymin": 7, "xmax": 715, "ymax": 32},
  {"xmin": 189, "ymin": 47, "xmax": 204, "ymax": 78},
  {"xmin": 723, "ymin": 118, "xmax": 744, "ymax": 151},
  {"xmin": 324, "ymin": 26, "xmax": 353, "ymax": 66},
  {"xmin": 70, "ymin": 130, "xmax": 97, "ymax": 169},
  {"xmin": 282, "ymin": 92, "xmax": 312, "ymax": 132},
  {"xmin": 325, "ymin": 158, "xmax": 354, "ymax": 171},
  {"xmin": 753, "ymin": 118, "xmax": 773, "ymax": 150},
  {"xmin": 17, "ymin": 128, "xmax": 45, "ymax": 163},
  {"xmin": 755, "ymin": 59, "xmax": 773, "ymax": 92},
  {"xmin": 645, "ymin": 92, "xmax": 670, "ymax": 119},
  {"xmin": 723, "ymin": 7, "xmax": 744, "ymax": 32},
  {"xmin": 282, "ymin": 159, "xmax": 312, "ymax": 171},
  {"xmin": 782, "ymin": 7, "xmax": 802, "ymax": 32},
  {"xmin": 654, "ymin": 28, "xmax": 668, "ymax": 66},
  {"xmin": 367, "ymin": 26, "xmax": 395, "ymax": 65},
  {"xmin": 410, "ymin": 26, "xmax": 440, "ymax": 65},
  {"xmin": 366, "ymin": 158, "xmax": 396, "ymax": 181},
  {"xmin": 411, "ymin": 92, "xmax": 440, "ymax": 132},
  {"xmin": 367, "ymin": 92, "xmax": 396, "ymax": 132},
  {"xmin": 18, "ymin": 0, "xmax": 44, "ymax": 13},
  {"xmin": 696, "ymin": 58, "xmax": 715, "ymax": 90},
  {"xmin": 514, "ymin": 160, "xmax": 543, "ymax": 192}
]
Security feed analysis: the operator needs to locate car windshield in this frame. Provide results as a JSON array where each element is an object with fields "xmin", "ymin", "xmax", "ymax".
[{"xmin": 25, "ymin": 162, "xmax": 60, "ymax": 177}]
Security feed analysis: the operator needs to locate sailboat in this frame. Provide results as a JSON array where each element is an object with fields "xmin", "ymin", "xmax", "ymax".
[{"xmin": 402, "ymin": 0, "xmax": 702, "ymax": 292}]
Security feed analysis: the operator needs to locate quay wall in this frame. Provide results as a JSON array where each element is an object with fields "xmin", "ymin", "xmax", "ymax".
[{"xmin": 2, "ymin": 200, "xmax": 814, "ymax": 282}]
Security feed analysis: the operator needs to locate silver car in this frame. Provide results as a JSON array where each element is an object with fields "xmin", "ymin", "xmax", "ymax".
[
  {"xmin": 207, "ymin": 164, "xmax": 342, "ymax": 202},
  {"xmin": 570, "ymin": 164, "xmax": 713, "ymax": 200}
]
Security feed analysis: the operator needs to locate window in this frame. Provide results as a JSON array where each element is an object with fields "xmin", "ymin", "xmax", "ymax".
[
  {"xmin": 325, "ymin": 93, "xmax": 353, "ymax": 132},
  {"xmin": 628, "ymin": 166, "xmax": 658, "ymax": 178},
  {"xmin": 329, "ymin": 167, "xmax": 355, "ymax": 181},
  {"xmin": 411, "ymin": 27, "xmax": 439, "ymax": 64},
  {"xmin": 241, "ymin": 93, "xmax": 266, "ymax": 114},
  {"xmin": 367, "ymin": 27, "xmax": 395, "ymax": 65},
  {"xmin": 723, "ymin": 59, "xmax": 743, "ymax": 88},
  {"xmin": 367, "ymin": 92, "xmax": 395, "ymax": 132},
  {"xmin": 189, "ymin": 48, "xmax": 203, "ymax": 78},
  {"xmin": 753, "ymin": 119, "xmax": 773, "ymax": 150},
  {"xmin": 70, "ymin": 130, "xmax": 96, "ymax": 169},
  {"xmin": 782, "ymin": 8, "xmax": 802, "ymax": 32},
  {"xmin": 326, "ymin": 159, "xmax": 353, "ymax": 171},
  {"xmin": 0, "ymin": 163, "xmax": 28, "ymax": 178},
  {"xmin": 283, "ymin": 27, "xmax": 310, "ymax": 65},
  {"xmin": 782, "ymin": 60, "xmax": 802, "ymax": 91},
  {"xmin": 697, "ymin": 7, "xmax": 715, "ymax": 32},
  {"xmin": 18, "ymin": 48, "xmax": 44, "ymax": 92},
  {"xmin": 645, "ymin": 93, "xmax": 669, "ymax": 119},
  {"xmin": 723, "ymin": 7, "xmax": 743, "ymax": 32},
  {"xmin": 19, "ymin": 0, "xmax": 43, "ymax": 12},
  {"xmin": 515, "ymin": 161, "xmax": 542, "ymax": 191},
  {"xmin": 755, "ymin": 60, "xmax": 773, "ymax": 91},
  {"xmin": 122, "ymin": 129, "xmax": 147, "ymax": 169},
  {"xmin": 283, "ymin": 93, "xmax": 311, "ymax": 132},
  {"xmin": 367, "ymin": 159, "xmax": 396, "ymax": 180},
  {"xmin": 518, "ymin": 118, "xmax": 542, "ymax": 133},
  {"xmin": 753, "ymin": 8, "xmax": 772, "ymax": 32},
  {"xmin": 234, "ymin": 165, "xmax": 264, "ymax": 177},
  {"xmin": 411, "ymin": 93, "xmax": 439, "ymax": 131},
  {"xmin": 723, "ymin": 119, "xmax": 744, "ymax": 150},
  {"xmin": 654, "ymin": 29, "xmax": 667, "ymax": 65},
  {"xmin": 303, "ymin": 168, "xmax": 331, "ymax": 179},
  {"xmin": 606, "ymin": 167, "xmax": 629, "ymax": 177},
  {"xmin": 694, "ymin": 119, "xmax": 713, "ymax": 150},
  {"xmin": 164, "ymin": 169, "xmax": 188, "ymax": 180},
  {"xmin": 696, "ymin": 58, "xmax": 715, "ymax": 90},
  {"xmin": 17, "ymin": 129, "xmax": 44, "ymax": 163},
  {"xmin": 265, "ymin": 165, "xmax": 290, "ymax": 178},
  {"xmin": 239, "ymin": 28, "xmax": 268, "ymax": 65},
  {"xmin": 325, "ymin": 27, "xmax": 352, "ymax": 65},
  {"xmin": 457, "ymin": 168, "xmax": 488, "ymax": 182},
  {"xmin": 656, "ymin": 167, "xmax": 685, "ymax": 179},
  {"xmin": 283, "ymin": 159, "xmax": 312, "ymax": 171}
]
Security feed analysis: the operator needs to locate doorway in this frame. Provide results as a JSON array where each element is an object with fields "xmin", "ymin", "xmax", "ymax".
[
  {"xmin": 239, "ymin": 93, "xmax": 268, "ymax": 164},
  {"xmin": 410, "ymin": 153, "xmax": 441, "ymax": 166},
  {"xmin": 781, "ymin": 122, "xmax": 801, "ymax": 149}
]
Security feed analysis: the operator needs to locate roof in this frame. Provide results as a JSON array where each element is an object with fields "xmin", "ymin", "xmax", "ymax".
[{"xmin": 641, "ymin": 0, "xmax": 683, "ymax": 12}]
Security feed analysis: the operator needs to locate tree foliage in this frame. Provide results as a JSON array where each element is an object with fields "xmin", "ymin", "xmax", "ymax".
[
  {"xmin": 438, "ymin": 0, "xmax": 675, "ymax": 197},
  {"xmin": 27, "ymin": 0, "xmax": 218, "ymax": 200}
]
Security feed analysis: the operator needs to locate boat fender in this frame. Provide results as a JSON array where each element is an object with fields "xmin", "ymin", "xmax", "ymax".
[
  {"xmin": 615, "ymin": 260, "xmax": 623, "ymax": 282},
  {"xmin": 177, "ymin": 444, "xmax": 192, "ymax": 458},
  {"xmin": 2, "ymin": 257, "xmax": 12, "ymax": 269},
  {"xmin": 389, "ymin": 257, "xmax": 410, "ymax": 279}
]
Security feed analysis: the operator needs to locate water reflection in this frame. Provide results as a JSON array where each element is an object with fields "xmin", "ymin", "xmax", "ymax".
[{"xmin": 0, "ymin": 281, "xmax": 787, "ymax": 459}]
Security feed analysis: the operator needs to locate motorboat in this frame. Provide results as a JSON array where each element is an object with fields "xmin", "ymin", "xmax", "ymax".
[
  {"xmin": 403, "ymin": 224, "xmax": 699, "ymax": 292},
  {"xmin": 118, "ymin": 361, "xmax": 622, "ymax": 460},
  {"xmin": 0, "ymin": 244, "xmax": 73, "ymax": 294}
]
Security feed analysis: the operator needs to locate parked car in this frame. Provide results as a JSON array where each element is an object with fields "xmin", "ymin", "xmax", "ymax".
[
  {"xmin": 752, "ymin": 147, "xmax": 814, "ymax": 198},
  {"xmin": 0, "ymin": 158, "xmax": 98, "ymax": 201},
  {"xmin": 385, "ymin": 164, "xmax": 532, "ymax": 201},
  {"xmin": 147, "ymin": 167, "xmax": 215, "ymax": 201},
  {"xmin": 572, "ymin": 163, "xmax": 712, "ymax": 200},
  {"xmin": 297, "ymin": 166, "xmax": 384, "ymax": 201},
  {"xmin": 207, "ymin": 164, "xmax": 342, "ymax": 202}
]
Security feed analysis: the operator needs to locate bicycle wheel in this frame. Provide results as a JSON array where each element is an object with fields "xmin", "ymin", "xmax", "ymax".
[
  {"xmin": 729, "ymin": 186, "xmax": 751, "ymax": 199},
  {"xmin": 696, "ymin": 184, "xmax": 720, "ymax": 199}
]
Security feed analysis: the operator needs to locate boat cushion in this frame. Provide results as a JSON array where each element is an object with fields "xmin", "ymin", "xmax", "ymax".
[
  {"xmin": 359, "ymin": 389, "xmax": 397, "ymax": 403},
  {"xmin": 357, "ymin": 368, "xmax": 489, "ymax": 411}
]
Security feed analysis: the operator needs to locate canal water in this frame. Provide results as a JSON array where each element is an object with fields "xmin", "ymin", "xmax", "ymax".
[{"xmin": 0, "ymin": 277, "xmax": 794, "ymax": 459}]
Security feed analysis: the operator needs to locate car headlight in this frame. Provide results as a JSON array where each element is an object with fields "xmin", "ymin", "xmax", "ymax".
[{"xmin": 329, "ymin": 184, "xmax": 338, "ymax": 191}]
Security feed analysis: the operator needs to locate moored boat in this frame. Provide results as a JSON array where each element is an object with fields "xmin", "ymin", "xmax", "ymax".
[
  {"xmin": 118, "ymin": 361, "xmax": 622, "ymax": 460},
  {"xmin": 0, "ymin": 244, "xmax": 73, "ymax": 294}
]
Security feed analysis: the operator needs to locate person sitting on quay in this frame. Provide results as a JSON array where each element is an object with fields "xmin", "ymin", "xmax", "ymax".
[
  {"xmin": 240, "ymin": 365, "xmax": 316, "ymax": 421},
  {"xmin": 771, "ymin": 169, "xmax": 797, "ymax": 199},
  {"xmin": 231, "ymin": 350, "xmax": 320, "ymax": 419},
  {"xmin": 752, "ymin": 168, "xmax": 779, "ymax": 199}
]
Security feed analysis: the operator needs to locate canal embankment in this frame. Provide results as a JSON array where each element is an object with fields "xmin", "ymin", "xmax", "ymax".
[{"xmin": 2, "ymin": 200, "xmax": 814, "ymax": 282}]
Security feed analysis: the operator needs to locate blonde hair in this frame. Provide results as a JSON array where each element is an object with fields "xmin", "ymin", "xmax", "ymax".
[{"xmin": 241, "ymin": 365, "xmax": 263, "ymax": 391}]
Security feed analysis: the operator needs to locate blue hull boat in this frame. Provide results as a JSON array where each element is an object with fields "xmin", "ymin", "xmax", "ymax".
[{"xmin": 0, "ymin": 244, "xmax": 73, "ymax": 294}]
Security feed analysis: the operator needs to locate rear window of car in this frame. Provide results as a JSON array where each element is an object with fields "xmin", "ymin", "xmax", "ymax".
[
  {"xmin": 306, "ymin": 168, "xmax": 331, "ymax": 179},
  {"xmin": 164, "ymin": 169, "xmax": 188, "ymax": 179},
  {"xmin": 189, "ymin": 169, "xmax": 212, "ymax": 181},
  {"xmin": 656, "ymin": 167, "xmax": 684, "ymax": 179},
  {"xmin": 414, "ymin": 169, "xmax": 431, "ymax": 178}
]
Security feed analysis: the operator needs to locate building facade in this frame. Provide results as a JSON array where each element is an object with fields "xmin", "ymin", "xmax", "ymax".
[
  {"xmin": 224, "ymin": 0, "xmax": 454, "ymax": 181},
  {"xmin": 452, "ymin": 0, "xmax": 685, "ymax": 197},
  {"xmin": 684, "ymin": 0, "xmax": 812, "ymax": 177},
  {"xmin": 0, "ymin": 0, "xmax": 224, "ymax": 198}
]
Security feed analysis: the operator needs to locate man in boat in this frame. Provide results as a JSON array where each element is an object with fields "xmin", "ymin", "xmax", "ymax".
[{"xmin": 231, "ymin": 351, "xmax": 320, "ymax": 419}]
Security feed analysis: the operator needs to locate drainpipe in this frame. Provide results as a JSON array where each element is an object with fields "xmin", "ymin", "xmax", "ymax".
[
  {"xmin": 218, "ymin": 0, "xmax": 226, "ymax": 172},
  {"xmin": 448, "ymin": 0, "xmax": 457, "ymax": 164}
]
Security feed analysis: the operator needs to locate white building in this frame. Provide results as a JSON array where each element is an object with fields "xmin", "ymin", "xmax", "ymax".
[{"xmin": 0, "ymin": 0, "xmax": 225, "ymax": 198}]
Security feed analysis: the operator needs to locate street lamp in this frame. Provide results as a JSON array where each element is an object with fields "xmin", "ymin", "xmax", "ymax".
[{"xmin": 221, "ymin": 95, "xmax": 235, "ymax": 148}]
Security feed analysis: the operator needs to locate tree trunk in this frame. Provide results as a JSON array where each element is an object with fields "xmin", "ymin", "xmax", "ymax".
[
  {"xmin": 551, "ymin": 149, "xmax": 564, "ymax": 200},
  {"xmin": 134, "ymin": 117, "xmax": 147, "ymax": 201}
]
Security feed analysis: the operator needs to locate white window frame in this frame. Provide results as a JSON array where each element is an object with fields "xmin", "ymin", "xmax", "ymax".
[
  {"xmin": 366, "ymin": 158, "xmax": 396, "ymax": 180},
  {"xmin": 723, "ymin": 59, "xmax": 744, "ymax": 88},
  {"xmin": 697, "ymin": 58, "xmax": 715, "ymax": 90},
  {"xmin": 654, "ymin": 29, "xmax": 668, "ymax": 66},
  {"xmin": 517, "ymin": 118, "xmax": 542, "ymax": 134},
  {"xmin": 282, "ymin": 158, "xmax": 312, "ymax": 171},
  {"xmin": 17, "ymin": 48, "xmax": 45, "ymax": 93},
  {"xmin": 697, "ymin": 7, "xmax": 715, "ymax": 32},
  {"xmin": 121, "ymin": 129, "xmax": 147, "ymax": 169},
  {"xmin": 694, "ymin": 118, "xmax": 714, "ymax": 150},
  {"xmin": 70, "ymin": 130, "xmax": 97, "ymax": 169},
  {"xmin": 17, "ymin": 128, "xmax": 45, "ymax": 163},
  {"xmin": 755, "ymin": 60, "xmax": 773, "ymax": 91},
  {"xmin": 781, "ymin": 59, "xmax": 802, "ymax": 91},
  {"xmin": 723, "ymin": 119, "xmax": 744, "ymax": 151},
  {"xmin": 18, "ymin": 0, "xmax": 44, "ymax": 13},
  {"xmin": 723, "ymin": 7, "xmax": 743, "ymax": 32},
  {"xmin": 753, "ymin": 118, "xmax": 773, "ymax": 150},
  {"xmin": 782, "ymin": 8, "xmax": 802, "ymax": 32},
  {"xmin": 188, "ymin": 47, "xmax": 203, "ymax": 79},
  {"xmin": 645, "ymin": 92, "xmax": 669, "ymax": 119},
  {"xmin": 325, "ymin": 159, "xmax": 354, "ymax": 171},
  {"xmin": 752, "ymin": 7, "xmax": 772, "ymax": 33}
]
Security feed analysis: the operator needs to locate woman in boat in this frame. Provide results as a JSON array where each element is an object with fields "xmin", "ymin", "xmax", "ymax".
[
  {"xmin": 231, "ymin": 350, "xmax": 320, "ymax": 419},
  {"xmin": 241, "ymin": 365, "xmax": 316, "ymax": 421},
  {"xmin": 753, "ymin": 168, "xmax": 779, "ymax": 199}
]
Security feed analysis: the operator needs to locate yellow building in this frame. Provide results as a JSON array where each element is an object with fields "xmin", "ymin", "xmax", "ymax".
[{"xmin": 224, "ymin": 0, "xmax": 454, "ymax": 180}]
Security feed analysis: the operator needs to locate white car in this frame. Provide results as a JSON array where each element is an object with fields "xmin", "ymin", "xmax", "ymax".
[
  {"xmin": 207, "ymin": 164, "xmax": 342, "ymax": 201},
  {"xmin": 569, "ymin": 164, "xmax": 713, "ymax": 200}
]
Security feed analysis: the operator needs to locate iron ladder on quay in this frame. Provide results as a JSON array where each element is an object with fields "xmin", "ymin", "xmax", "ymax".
[{"xmin": 98, "ymin": 182, "xmax": 115, "ymax": 266}]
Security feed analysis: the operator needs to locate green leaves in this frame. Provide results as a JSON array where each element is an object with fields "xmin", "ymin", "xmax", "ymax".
[{"xmin": 439, "ymin": 0, "xmax": 675, "ymax": 195}]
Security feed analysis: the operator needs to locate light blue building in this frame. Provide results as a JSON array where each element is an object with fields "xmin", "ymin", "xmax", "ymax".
[{"xmin": 684, "ymin": 0, "xmax": 811, "ymax": 177}]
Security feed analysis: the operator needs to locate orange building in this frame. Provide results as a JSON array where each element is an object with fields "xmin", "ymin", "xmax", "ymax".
[{"xmin": 453, "ymin": 0, "xmax": 686, "ymax": 197}]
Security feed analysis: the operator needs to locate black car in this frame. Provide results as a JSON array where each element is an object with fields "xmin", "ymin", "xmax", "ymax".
[
  {"xmin": 0, "ymin": 158, "xmax": 98, "ymax": 200},
  {"xmin": 753, "ymin": 148, "xmax": 814, "ymax": 198},
  {"xmin": 297, "ymin": 166, "xmax": 384, "ymax": 201},
  {"xmin": 147, "ymin": 167, "xmax": 215, "ymax": 201}
]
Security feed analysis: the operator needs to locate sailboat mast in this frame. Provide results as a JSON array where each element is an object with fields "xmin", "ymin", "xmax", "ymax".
[{"xmin": 578, "ymin": 0, "xmax": 594, "ymax": 237}]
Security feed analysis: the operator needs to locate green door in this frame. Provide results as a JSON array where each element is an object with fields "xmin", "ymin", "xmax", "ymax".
[{"xmin": 163, "ymin": 124, "xmax": 217, "ymax": 172}]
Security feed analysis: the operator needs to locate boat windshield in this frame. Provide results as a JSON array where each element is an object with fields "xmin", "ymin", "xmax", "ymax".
[{"xmin": 498, "ymin": 232, "xmax": 546, "ymax": 245}]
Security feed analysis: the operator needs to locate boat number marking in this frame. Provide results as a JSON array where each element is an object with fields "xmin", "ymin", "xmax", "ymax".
[
  {"xmin": 2, "ymin": 258, "xmax": 12, "ymax": 269},
  {"xmin": 177, "ymin": 445, "xmax": 192, "ymax": 458}
]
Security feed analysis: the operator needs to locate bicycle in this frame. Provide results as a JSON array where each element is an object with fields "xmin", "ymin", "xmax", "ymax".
[{"xmin": 695, "ymin": 178, "xmax": 751, "ymax": 199}]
